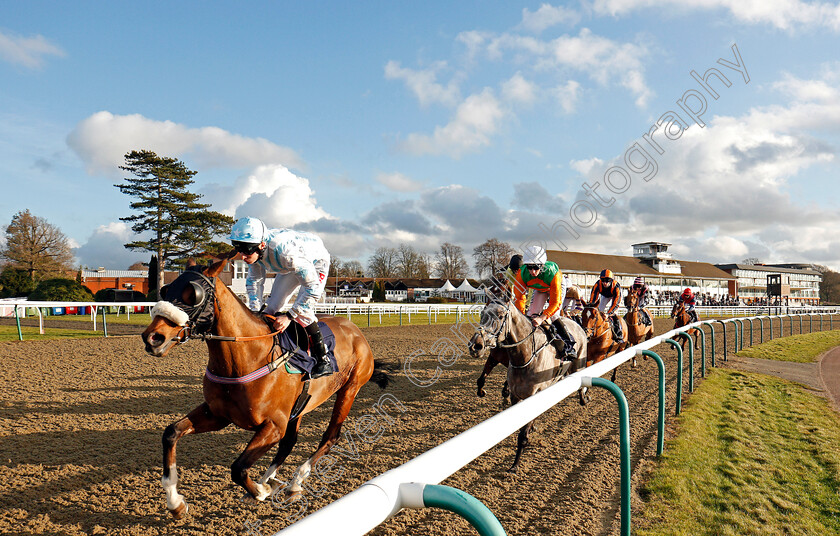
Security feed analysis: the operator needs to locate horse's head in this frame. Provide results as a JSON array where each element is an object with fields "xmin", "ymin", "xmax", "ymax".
[
  {"xmin": 580, "ymin": 307, "xmax": 605, "ymax": 338},
  {"xmin": 142, "ymin": 256, "xmax": 231, "ymax": 356},
  {"xmin": 624, "ymin": 293, "xmax": 635, "ymax": 308},
  {"xmin": 468, "ymin": 301, "xmax": 508, "ymax": 358},
  {"xmin": 671, "ymin": 301, "xmax": 683, "ymax": 318}
]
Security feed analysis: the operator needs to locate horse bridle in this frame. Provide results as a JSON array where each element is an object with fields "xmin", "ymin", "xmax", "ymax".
[
  {"xmin": 582, "ymin": 307, "xmax": 611, "ymax": 340},
  {"xmin": 476, "ymin": 303, "xmax": 549, "ymax": 369}
]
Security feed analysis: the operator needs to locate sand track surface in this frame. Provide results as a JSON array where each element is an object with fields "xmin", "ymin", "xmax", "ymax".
[{"xmin": 0, "ymin": 317, "xmax": 812, "ymax": 535}]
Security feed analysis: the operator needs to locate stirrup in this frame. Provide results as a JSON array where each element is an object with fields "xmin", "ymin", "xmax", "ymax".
[{"xmin": 311, "ymin": 358, "xmax": 333, "ymax": 379}]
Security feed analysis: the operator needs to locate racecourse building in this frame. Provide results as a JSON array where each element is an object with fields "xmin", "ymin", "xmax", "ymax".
[
  {"xmin": 547, "ymin": 242, "xmax": 735, "ymax": 306},
  {"xmin": 713, "ymin": 263, "xmax": 822, "ymax": 305}
]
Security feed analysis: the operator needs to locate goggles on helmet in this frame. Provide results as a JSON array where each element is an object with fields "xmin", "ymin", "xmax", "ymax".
[{"xmin": 232, "ymin": 241, "xmax": 261, "ymax": 256}]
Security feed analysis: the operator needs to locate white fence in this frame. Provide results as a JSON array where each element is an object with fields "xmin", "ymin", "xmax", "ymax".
[{"xmin": 276, "ymin": 311, "xmax": 839, "ymax": 535}]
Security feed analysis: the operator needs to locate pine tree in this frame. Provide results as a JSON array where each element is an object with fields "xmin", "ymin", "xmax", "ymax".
[{"xmin": 116, "ymin": 150, "xmax": 234, "ymax": 298}]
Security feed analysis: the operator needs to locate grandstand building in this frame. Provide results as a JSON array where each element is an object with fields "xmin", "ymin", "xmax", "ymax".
[
  {"xmin": 547, "ymin": 242, "xmax": 735, "ymax": 305},
  {"xmin": 713, "ymin": 263, "xmax": 822, "ymax": 305}
]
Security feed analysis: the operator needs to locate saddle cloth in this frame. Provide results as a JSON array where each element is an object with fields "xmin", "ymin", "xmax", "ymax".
[{"xmin": 275, "ymin": 321, "xmax": 339, "ymax": 376}]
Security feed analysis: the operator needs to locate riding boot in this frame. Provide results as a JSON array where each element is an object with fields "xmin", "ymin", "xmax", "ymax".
[
  {"xmin": 306, "ymin": 322, "xmax": 333, "ymax": 379},
  {"xmin": 689, "ymin": 310, "xmax": 699, "ymax": 324},
  {"xmin": 642, "ymin": 309, "xmax": 651, "ymax": 326},
  {"xmin": 611, "ymin": 314, "xmax": 625, "ymax": 344},
  {"xmin": 551, "ymin": 319, "xmax": 578, "ymax": 362}
]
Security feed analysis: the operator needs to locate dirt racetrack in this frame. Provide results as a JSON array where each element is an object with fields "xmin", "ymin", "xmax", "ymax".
[{"xmin": 0, "ymin": 316, "xmax": 824, "ymax": 535}]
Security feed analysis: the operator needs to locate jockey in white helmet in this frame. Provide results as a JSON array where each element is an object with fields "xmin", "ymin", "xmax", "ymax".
[
  {"xmin": 512, "ymin": 245, "xmax": 577, "ymax": 362},
  {"xmin": 229, "ymin": 217, "xmax": 333, "ymax": 378}
]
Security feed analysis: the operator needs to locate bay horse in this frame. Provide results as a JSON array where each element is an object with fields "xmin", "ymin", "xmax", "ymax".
[
  {"xmin": 141, "ymin": 254, "xmax": 388, "ymax": 519},
  {"xmin": 671, "ymin": 301, "xmax": 701, "ymax": 351},
  {"xmin": 624, "ymin": 292, "xmax": 654, "ymax": 366},
  {"xmin": 469, "ymin": 301, "xmax": 587, "ymax": 473},
  {"xmin": 579, "ymin": 307, "xmax": 629, "ymax": 402}
]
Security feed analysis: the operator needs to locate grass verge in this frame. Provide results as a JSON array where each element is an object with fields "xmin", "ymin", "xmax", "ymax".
[
  {"xmin": 636, "ymin": 330, "xmax": 840, "ymax": 535},
  {"xmin": 0, "ymin": 325, "xmax": 102, "ymax": 341},
  {"xmin": 734, "ymin": 329, "xmax": 840, "ymax": 363}
]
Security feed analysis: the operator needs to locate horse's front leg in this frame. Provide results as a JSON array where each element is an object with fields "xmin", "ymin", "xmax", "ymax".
[
  {"xmin": 477, "ymin": 355, "xmax": 500, "ymax": 397},
  {"xmin": 232, "ymin": 420, "xmax": 283, "ymax": 501},
  {"xmin": 258, "ymin": 418, "xmax": 303, "ymax": 497},
  {"xmin": 162, "ymin": 403, "xmax": 230, "ymax": 519},
  {"xmin": 509, "ymin": 419, "xmax": 535, "ymax": 474}
]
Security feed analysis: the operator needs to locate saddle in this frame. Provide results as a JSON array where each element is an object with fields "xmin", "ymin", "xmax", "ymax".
[{"xmin": 260, "ymin": 316, "xmax": 339, "ymax": 377}]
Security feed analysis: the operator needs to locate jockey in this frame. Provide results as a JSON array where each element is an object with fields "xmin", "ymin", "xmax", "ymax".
[
  {"xmin": 587, "ymin": 269, "xmax": 625, "ymax": 344},
  {"xmin": 512, "ymin": 245, "xmax": 577, "ymax": 361},
  {"xmin": 629, "ymin": 276, "xmax": 652, "ymax": 326},
  {"xmin": 678, "ymin": 287, "xmax": 698, "ymax": 324},
  {"xmin": 229, "ymin": 217, "xmax": 333, "ymax": 379},
  {"xmin": 502, "ymin": 254, "xmax": 531, "ymax": 303},
  {"xmin": 560, "ymin": 275, "xmax": 584, "ymax": 318}
]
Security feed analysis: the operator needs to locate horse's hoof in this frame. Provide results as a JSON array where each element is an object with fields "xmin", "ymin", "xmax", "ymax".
[
  {"xmin": 169, "ymin": 501, "xmax": 188, "ymax": 519},
  {"xmin": 507, "ymin": 465, "xmax": 519, "ymax": 474},
  {"xmin": 477, "ymin": 389, "xmax": 486, "ymax": 398},
  {"xmin": 631, "ymin": 358, "xmax": 637, "ymax": 368}
]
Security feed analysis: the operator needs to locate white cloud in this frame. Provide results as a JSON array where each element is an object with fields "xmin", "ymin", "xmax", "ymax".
[
  {"xmin": 73, "ymin": 221, "xmax": 147, "ymax": 270},
  {"xmin": 554, "ymin": 80, "xmax": 581, "ymax": 113},
  {"xmin": 591, "ymin": 0, "xmax": 840, "ymax": 31},
  {"xmin": 397, "ymin": 89, "xmax": 506, "ymax": 157},
  {"xmin": 773, "ymin": 72, "xmax": 839, "ymax": 102},
  {"xmin": 202, "ymin": 164, "xmax": 331, "ymax": 227},
  {"xmin": 384, "ymin": 60, "xmax": 461, "ymax": 107},
  {"xmin": 520, "ymin": 4, "xmax": 582, "ymax": 33},
  {"xmin": 0, "ymin": 30, "xmax": 65, "ymax": 69},
  {"xmin": 66, "ymin": 111, "xmax": 304, "ymax": 177},
  {"xmin": 464, "ymin": 28, "xmax": 652, "ymax": 108},
  {"xmin": 502, "ymin": 72, "xmax": 538, "ymax": 105},
  {"xmin": 375, "ymin": 172, "xmax": 425, "ymax": 192},
  {"xmin": 551, "ymin": 71, "xmax": 840, "ymax": 269}
]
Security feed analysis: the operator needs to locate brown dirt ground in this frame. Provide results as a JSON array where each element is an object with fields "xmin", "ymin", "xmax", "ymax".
[{"xmin": 0, "ymin": 316, "xmax": 835, "ymax": 536}]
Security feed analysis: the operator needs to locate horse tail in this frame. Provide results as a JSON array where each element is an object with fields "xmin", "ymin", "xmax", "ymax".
[{"xmin": 369, "ymin": 359, "xmax": 396, "ymax": 389}]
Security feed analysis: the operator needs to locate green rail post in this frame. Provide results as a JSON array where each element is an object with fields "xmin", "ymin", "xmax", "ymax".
[
  {"xmin": 663, "ymin": 338, "xmax": 684, "ymax": 415},
  {"xmin": 14, "ymin": 305, "xmax": 23, "ymax": 341},
  {"xmin": 676, "ymin": 331, "xmax": 694, "ymax": 393},
  {"xmin": 639, "ymin": 349, "xmax": 666, "ymax": 456},
  {"xmin": 584, "ymin": 377, "xmax": 631, "ymax": 536},
  {"xmin": 422, "ymin": 484, "xmax": 506, "ymax": 536},
  {"xmin": 399, "ymin": 306, "xmax": 402, "ymax": 326},
  {"xmin": 746, "ymin": 318, "xmax": 754, "ymax": 346},
  {"xmin": 769, "ymin": 316, "xmax": 774, "ymax": 341},
  {"xmin": 697, "ymin": 325, "xmax": 707, "ymax": 378},
  {"xmin": 820, "ymin": 314, "xmax": 824, "ymax": 331},
  {"xmin": 758, "ymin": 317, "xmax": 765, "ymax": 343},
  {"xmin": 102, "ymin": 307, "xmax": 108, "ymax": 337},
  {"xmin": 732, "ymin": 319, "xmax": 741, "ymax": 352},
  {"xmin": 809, "ymin": 314, "xmax": 813, "ymax": 333},
  {"xmin": 717, "ymin": 321, "xmax": 728, "ymax": 361},
  {"xmin": 367, "ymin": 307, "xmax": 370, "ymax": 327},
  {"xmin": 798, "ymin": 314, "xmax": 803, "ymax": 335},
  {"xmin": 705, "ymin": 322, "xmax": 716, "ymax": 368}
]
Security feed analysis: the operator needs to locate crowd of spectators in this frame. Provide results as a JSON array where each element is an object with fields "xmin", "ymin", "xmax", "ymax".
[{"xmin": 648, "ymin": 290, "xmax": 742, "ymax": 306}]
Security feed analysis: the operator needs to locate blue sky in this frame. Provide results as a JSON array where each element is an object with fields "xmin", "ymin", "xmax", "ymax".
[{"xmin": 2, "ymin": 1, "xmax": 840, "ymax": 273}]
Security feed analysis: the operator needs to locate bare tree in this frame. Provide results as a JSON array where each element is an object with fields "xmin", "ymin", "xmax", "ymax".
[
  {"xmin": 741, "ymin": 257, "xmax": 761, "ymax": 265},
  {"xmin": 329, "ymin": 255, "xmax": 343, "ymax": 277},
  {"xmin": 434, "ymin": 242, "xmax": 469, "ymax": 280},
  {"xmin": 341, "ymin": 260, "xmax": 365, "ymax": 277},
  {"xmin": 368, "ymin": 246, "xmax": 400, "ymax": 278},
  {"xmin": 473, "ymin": 238, "xmax": 516, "ymax": 278},
  {"xmin": 397, "ymin": 243, "xmax": 432, "ymax": 278},
  {"xmin": 1, "ymin": 210, "xmax": 75, "ymax": 281}
]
